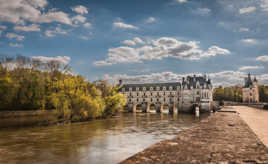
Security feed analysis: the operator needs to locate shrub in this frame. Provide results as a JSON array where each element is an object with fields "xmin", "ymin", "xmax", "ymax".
[{"xmin": 263, "ymin": 104, "xmax": 268, "ymax": 110}]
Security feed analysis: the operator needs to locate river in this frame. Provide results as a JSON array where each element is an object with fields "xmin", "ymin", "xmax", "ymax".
[{"xmin": 0, "ymin": 113, "xmax": 208, "ymax": 164}]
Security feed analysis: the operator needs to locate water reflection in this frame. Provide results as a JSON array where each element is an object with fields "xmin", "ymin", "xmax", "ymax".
[{"xmin": 0, "ymin": 113, "xmax": 208, "ymax": 164}]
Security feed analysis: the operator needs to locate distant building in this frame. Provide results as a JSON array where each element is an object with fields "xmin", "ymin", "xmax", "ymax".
[
  {"xmin": 242, "ymin": 73, "xmax": 259, "ymax": 103},
  {"xmin": 118, "ymin": 75, "xmax": 213, "ymax": 113}
]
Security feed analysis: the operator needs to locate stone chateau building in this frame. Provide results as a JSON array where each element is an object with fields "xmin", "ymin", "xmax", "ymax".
[
  {"xmin": 118, "ymin": 75, "xmax": 213, "ymax": 113},
  {"xmin": 242, "ymin": 73, "xmax": 259, "ymax": 103}
]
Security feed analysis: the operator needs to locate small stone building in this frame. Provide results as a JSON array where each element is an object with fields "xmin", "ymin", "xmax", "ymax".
[
  {"xmin": 242, "ymin": 73, "xmax": 259, "ymax": 103},
  {"xmin": 118, "ymin": 75, "xmax": 213, "ymax": 113}
]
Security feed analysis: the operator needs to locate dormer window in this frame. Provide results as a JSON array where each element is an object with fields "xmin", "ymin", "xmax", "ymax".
[
  {"xmin": 163, "ymin": 86, "xmax": 166, "ymax": 91},
  {"xmin": 156, "ymin": 86, "xmax": 160, "ymax": 91},
  {"xmin": 136, "ymin": 87, "xmax": 139, "ymax": 91},
  {"xmin": 150, "ymin": 87, "xmax": 153, "ymax": 91},
  {"xmin": 169, "ymin": 86, "xmax": 173, "ymax": 90},
  {"xmin": 143, "ymin": 87, "xmax": 146, "ymax": 91}
]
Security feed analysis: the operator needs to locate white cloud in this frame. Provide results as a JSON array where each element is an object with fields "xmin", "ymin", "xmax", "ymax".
[
  {"xmin": 145, "ymin": 17, "xmax": 156, "ymax": 23},
  {"xmin": 241, "ymin": 38, "xmax": 258, "ymax": 45},
  {"xmin": 0, "ymin": 25, "xmax": 7, "ymax": 30},
  {"xmin": 260, "ymin": 0, "xmax": 268, "ymax": 11},
  {"xmin": 80, "ymin": 36, "xmax": 89, "ymax": 40},
  {"xmin": 31, "ymin": 56, "xmax": 70, "ymax": 65},
  {"xmin": 72, "ymin": 15, "xmax": 86, "ymax": 25},
  {"xmin": 45, "ymin": 26, "xmax": 68, "ymax": 37},
  {"xmin": 122, "ymin": 40, "xmax": 136, "ymax": 46},
  {"xmin": 194, "ymin": 8, "xmax": 211, "ymax": 15},
  {"xmin": 14, "ymin": 24, "xmax": 40, "ymax": 32},
  {"xmin": 9, "ymin": 43, "xmax": 24, "ymax": 47},
  {"xmin": 94, "ymin": 37, "xmax": 230, "ymax": 66},
  {"xmin": 256, "ymin": 55, "xmax": 268, "ymax": 62},
  {"xmin": 113, "ymin": 21, "xmax": 138, "ymax": 30},
  {"xmin": 239, "ymin": 27, "xmax": 249, "ymax": 32},
  {"xmin": 238, "ymin": 66, "xmax": 264, "ymax": 71},
  {"xmin": 34, "ymin": 11, "xmax": 73, "ymax": 25},
  {"xmin": 83, "ymin": 22, "xmax": 92, "ymax": 28},
  {"xmin": 133, "ymin": 37, "xmax": 145, "ymax": 44},
  {"xmin": 6, "ymin": 33, "xmax": 25, "ymax": 41},
  {"xmin": 0, "ymin": 0, "xmax": 74, "ymax": 25},
  {"xmin": 176, "ymin": 0, "xmax": 187, "ymax": 3},
  {"xmin": 239, "ymin": 6, "xmax": 256, "ymax": 14},
  {"xmin": 71, "ymin": 5, "xmax": 88, "ymax": 15},
  {"xmin": 103, "ymin": 71, "xmax": 268, "ymax": 87},
  {"xmin": 122, "ymin": 37, "xmax": 145, "ymax": 46}
]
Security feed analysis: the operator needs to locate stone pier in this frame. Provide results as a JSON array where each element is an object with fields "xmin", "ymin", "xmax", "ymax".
[
  {"xmin": 146, "ymin": 104, "xmax": 150, "ymax": 113},
  {"xmin": 132, "ymin": 104, "xmax": 136, "ymax": 113},
  {"xmin": 173, "ymin": 104, "xmax": 177, "ymax": 114},
  {"xmin": 160, "ymin": 104, "xmax": 164, "ymax": 113}
]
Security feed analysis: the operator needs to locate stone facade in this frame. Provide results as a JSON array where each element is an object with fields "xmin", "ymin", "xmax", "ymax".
[
  {"xmin": 118, "ymin": 75, "xmax": 213, "ymax": 113},
  {"xmin": 242, "ymin": 73, "xmax": 259, "ymax": 103}
]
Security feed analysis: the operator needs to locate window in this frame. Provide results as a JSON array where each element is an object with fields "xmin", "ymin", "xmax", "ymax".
[
  {"xmin": 143, "ymin": 87, "xmax": 146, "ymax": 91},
  {"xmin": 156, "ymin": 86, "xmax": 160, "ymax": 91},
  {"xmin": 163, "ymin": 86, "xmax": 166, "ymax": 91},
  {"xmin": 122, "ymin": 88, "xmax": 125, "ymax": 92},
  {"xmin": 136, "ymin": 87, "xmax": 139, "ymax": 91},
  {"xmin": 129, "ymin": 99, "xmax": 131, "ymax": 102},
  {"xmin": 150, "ymin": 87, "xmax": 153, "ymax": 91},
  {"xmin": 169, "ymin": 86, "xmax": 173, "ymax": 90},
  {"xmin": 129, "ymin": 87, "xmax": 132, "ymax": 91},
  {"xmin": 197, "ymin": 91, "xmax": 199, "ymax": 95}
]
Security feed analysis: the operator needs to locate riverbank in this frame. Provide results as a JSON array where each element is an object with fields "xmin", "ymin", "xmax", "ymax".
[
  {"xmin": 121, "ymin": 108, "xmax": 268, "ymax": 163},
  {"xmin": 0, "ymin": 110, "xmax": 58, "ymax": 128}
]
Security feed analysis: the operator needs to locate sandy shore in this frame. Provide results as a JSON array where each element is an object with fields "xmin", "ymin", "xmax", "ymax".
[
  {"xmin": 120, "ymin": 109, "xmax": 268, "ymax": 164},
  {"xmin": 231, "ymin": 106, "xmax": 268, "ymax": 147}
]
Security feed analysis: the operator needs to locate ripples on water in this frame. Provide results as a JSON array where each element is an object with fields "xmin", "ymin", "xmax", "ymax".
[{"xmin": 0, "ymin": 113, "xmax": 208, "ymax": 164}]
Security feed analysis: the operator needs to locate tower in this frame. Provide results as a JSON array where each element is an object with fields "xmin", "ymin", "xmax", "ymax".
[{"xmin": 242, "ymin": 73, "xmax": 259, "ymax": 103}]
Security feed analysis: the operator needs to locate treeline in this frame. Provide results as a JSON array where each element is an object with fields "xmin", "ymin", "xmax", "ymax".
[
  {"xmin": 213, "ymin": 85, "xmax": 268, "ymax": 102},
  {"xmin": 0, "ymin": 55, "xmax": 126, "ymax": 122}
]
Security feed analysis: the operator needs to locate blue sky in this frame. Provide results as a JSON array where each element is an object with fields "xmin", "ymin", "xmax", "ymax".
[{"xmin": 1, "ymin": 0, "xmax": 268, "ymax": 86}]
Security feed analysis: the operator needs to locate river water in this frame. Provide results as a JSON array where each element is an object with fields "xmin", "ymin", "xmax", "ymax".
[{"xmin": 0, "ymin": 113, "xmax": 208, "ymax": 164}]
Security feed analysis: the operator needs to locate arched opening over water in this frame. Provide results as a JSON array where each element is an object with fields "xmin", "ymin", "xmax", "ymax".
[{"xmin": 150, "ymin": 104, "xmax": 157, "ymax": 113}]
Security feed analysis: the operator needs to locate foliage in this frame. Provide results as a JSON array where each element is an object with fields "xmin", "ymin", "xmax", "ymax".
[
  {"xmin": 213, "ymin": 85, "xmax": 268, "ymax": 103},
  {"xmin": 213, "ymin": 86, "xmax": 242, "ymax": 102},
  {"xmin": 0, "ymin": 55, "xmax": 125, "ymax": 121}
]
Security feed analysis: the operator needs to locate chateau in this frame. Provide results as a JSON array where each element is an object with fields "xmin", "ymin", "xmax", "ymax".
[
  {"xmin": 242, "ymin": 73, "xmax": 259, "ymax": 103},
  {"xmin": 118, "ymin": 75, "xmax": 213, "ymax": 113}
]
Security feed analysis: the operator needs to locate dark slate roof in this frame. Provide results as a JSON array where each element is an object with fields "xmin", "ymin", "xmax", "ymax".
[
  {"xmin": 119, "ymin": 75, "xmax": 212, "ymax": 91},
  {"xmin": 182, "ymin": 76, "xmax": 210, "ymax": 89},
  {"xmin": 244, "ymin": 73, "xmax": 255, "ymax": 88},
  {"xmin": 119, "ymin": 82, "xmax": 181, "ymax": 92}
]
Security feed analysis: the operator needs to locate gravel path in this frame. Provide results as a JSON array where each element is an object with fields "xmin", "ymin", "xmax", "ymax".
[
  {"xmin": 120, "ymin": 111, "xmax": 268, "ymax": 164},
  {"xmin": 231, "ymin": 106, "xmax": 268, "ymax": 147}
]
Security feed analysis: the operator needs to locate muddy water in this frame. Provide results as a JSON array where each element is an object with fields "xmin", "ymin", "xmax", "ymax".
[{"xmin": 0, "ymin": 113, "xmax": 208, "ymax": 164}]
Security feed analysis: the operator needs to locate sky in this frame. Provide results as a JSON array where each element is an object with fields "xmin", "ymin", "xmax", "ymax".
[{"xmin": 1, "ymin": 0, "xmax": 268, "ymax": 86}]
